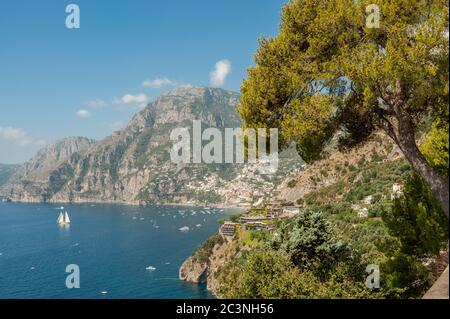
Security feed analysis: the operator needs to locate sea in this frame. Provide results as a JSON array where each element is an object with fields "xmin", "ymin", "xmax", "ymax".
[{"xmin": 0, "ymin": 201, "xmax": 238, "ymax": 298}]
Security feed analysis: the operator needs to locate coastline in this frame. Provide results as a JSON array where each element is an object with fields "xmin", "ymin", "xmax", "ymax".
[{"xmin": 4, "ymin": 198, "xmax": 249, "ymax": 212}]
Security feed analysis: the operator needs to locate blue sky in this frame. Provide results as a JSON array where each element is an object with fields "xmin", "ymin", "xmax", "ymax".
[{"xmin": 0, "ymin": 0, "xmax": 285, "ymax": 164}]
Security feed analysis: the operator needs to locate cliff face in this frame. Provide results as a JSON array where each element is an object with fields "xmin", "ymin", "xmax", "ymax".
[
  {"xmin": 0, "ymin": 164, "xmax": 20, "ymax": 191},
  {"xmin": 179, "ymin": 256, "xmax": 209, "ymax": 283},
  {"xmin": 179, "ymin": 234, "xmax": 236, "ymax": 296},
  {"xmin": 4, "ymin": 137, "xmax": 95, "ymax": 202}
]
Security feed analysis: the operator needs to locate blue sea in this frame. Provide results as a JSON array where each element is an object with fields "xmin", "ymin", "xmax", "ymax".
[{"xmin": 0, "ymin": 202, "xmax": 237, "ymax": 298}]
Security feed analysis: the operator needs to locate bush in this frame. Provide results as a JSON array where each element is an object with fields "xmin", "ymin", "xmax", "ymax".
[
  {"xmin": 193, "ymin": 234, "xmax": 224, "ymax": 263},
  {"xmin": 382, "ymin": 173, "xmax": 448, "ymax": 257},
  {"xmin": 229, "ymin": 214, "xmax": 240, "ymax": 222},
  {"xmin": 287, "ymin": 179, "xmax": 297, "ymax": 188}
]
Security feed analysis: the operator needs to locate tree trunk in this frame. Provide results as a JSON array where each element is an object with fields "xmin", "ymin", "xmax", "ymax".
[
  {"xmin": 397, "ymin": 134, "xmax": 449, "ymax": 219},
  {"xmin": 392, "ymin": 112, "xmax": 449, "ymax": 219}
]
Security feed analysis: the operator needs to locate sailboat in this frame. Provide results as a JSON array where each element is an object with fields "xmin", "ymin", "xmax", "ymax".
[{"xmin": 57, "ymin": 211, "xmax": 71, "ymax": 225}]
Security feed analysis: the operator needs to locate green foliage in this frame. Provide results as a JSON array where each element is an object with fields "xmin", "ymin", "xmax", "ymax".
[
  {"xmin": 287, "ymin": 179, "xmax": 297, "ymax": 188},
  {"xmin": 249, "ymin": 230, "xmax": 270, "ymax": 243},
  {"xmin": 420, "ymin": 121, "xmax": 449, "ymax": 179},
  {"xmin": 273, "ymin": 211, "xmax": 349, "ymax": 269},
  {"xmin": 381, "ymin": 253, "xmax": 431, "ymax": 298},
  {"xmin": 215, "ymin": 249, "xmax": 320, "ymax": 299},
  {"xmin": 382, "ymin": 173, "xmax": 448, "ymax": 257},
  {"xmin": 239, "ymin": 0, "xmax": 448, "ymax": 160},
  {"xmin": 192, "ymin": 234, "xmax": 224, "ymax": 264},
  {"xmin": 134, "ymin": 129, "xmax": 153, "ymax": 168},
  {"xmin": 47, "ymin": 163, "xmax": 75, "ymax": 196},
  {"xmin": 229, "ymin": 214, "xmax": 240, "ymax": 222},
  {"xmin": 216, "ymin": 218, "xmax": 385, "ymax": 298}
]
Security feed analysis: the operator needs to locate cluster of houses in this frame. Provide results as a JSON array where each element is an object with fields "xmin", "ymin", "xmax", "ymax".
[
  {"xmin": 354, "ymin": 182, "xmax": 404, "ymax": 218},
  {"xmin": 221, "ymin": 181, "xmax": 406, "ymax": 238},
  {"xmin": 219, "ymin": 203, "xmax": 300, "ymax": 238}
]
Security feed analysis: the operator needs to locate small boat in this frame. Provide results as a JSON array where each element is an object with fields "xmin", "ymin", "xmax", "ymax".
[
  {"xmin": 100, "ymin": 291, "xmax": 108, "ymax": 294},
  {"xmin": 196, "ymin": 224, "xmax": 202, "ymax": 228},
  {"xmin": 178, "ymin": 226, "xmax": 189, "ymax": 232},
  {"xmin": 146, "ymin": 266, "xmax": 156, "ymax": 271},
  {"xmin": 57, "ymin": 211, "xmax": 70, "ymax": 225}
]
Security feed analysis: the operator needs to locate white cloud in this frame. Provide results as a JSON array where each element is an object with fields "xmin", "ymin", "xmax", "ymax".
[
  {"xmin": 121, "ymin": 93, "xmax": 148, "ymax": 104},
  {"xmin": 0, "ymin": 126, "xmax": 27, "ymax": 140},
  {"xmin": 0, "ymin": 126, "xmax": 44, "ymax": 147},
  {"xmin": 76, "ymin": 109, "xmax": 92, "ymax": 118},
  {"xmin": 85, "ymin": 99, "xmax": 107, "ymax": 108},
  {"xmin": 142, "ymin": 77, "xmax": 175, "ymax": 88},
  {"xmin": 209, "ymin": 59, "xmax": 231, "ymax": 87},
  {"xmin": 113, "ymin": 93, "xmax": 148, "ymax": 109}
]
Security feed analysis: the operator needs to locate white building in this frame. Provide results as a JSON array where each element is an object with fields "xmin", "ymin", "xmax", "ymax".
[
  {"xmin": 357, "ymin": 207, "xmax": 369, "ymax": 218},
  {"xmin": 363, "ymin": 195, "xmax": 373, "ymax": 205},
  {"xmin": 391, "ymin": 182, "xmax": 404, "ymax": 199}
]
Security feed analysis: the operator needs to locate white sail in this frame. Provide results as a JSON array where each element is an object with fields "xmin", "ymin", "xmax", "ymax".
[
  {"xmin": 57, "ymin": 212, "xmax": 64, "ymax": 224},
  {"xmin": 64, "ymin": 212, "xmax": 70, "ymax": 224}
]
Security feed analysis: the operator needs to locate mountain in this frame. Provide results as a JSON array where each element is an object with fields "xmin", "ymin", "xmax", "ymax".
[
  {"xmin": 3, "ymin": 87, "xmax": 304, "ymax": 206},
  {"xmin": 4, "ymin": 137, "xmax": 95, "ymax": 202},
  {"xmin": 0, "ymin": 164, "xmax": 21, "ymax": 190}
]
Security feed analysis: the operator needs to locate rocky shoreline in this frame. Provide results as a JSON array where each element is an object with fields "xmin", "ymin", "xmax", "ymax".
[{"xmin": 179, "ymin": 233, "xmax": 238, "ymax": 298}]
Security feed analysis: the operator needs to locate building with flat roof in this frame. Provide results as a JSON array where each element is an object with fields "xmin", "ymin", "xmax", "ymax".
[{"xmin": 220, "ymin": 221, "xmax": 237, "ymax": 237}]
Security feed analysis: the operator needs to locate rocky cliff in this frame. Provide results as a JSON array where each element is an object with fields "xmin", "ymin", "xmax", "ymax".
[
  {"xmin": 4, "ymin": 137, "xmax": 95, "ymax": 202},
  {"xmin": 179, "ymin": 233, "xmax": 237, "ymax": 296}
]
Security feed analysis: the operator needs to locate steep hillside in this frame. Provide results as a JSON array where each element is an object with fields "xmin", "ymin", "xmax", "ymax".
[
  {"xmin": 0, "ymin": 164, "xmax": 21, "ymax": 190},
  {"xmin": 4, "ymin": 137, "xmax": 95, "ymax": 202},
  {"xmin": 275, "ymin": 132, "xmax": 406, "ymax": 205}
]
